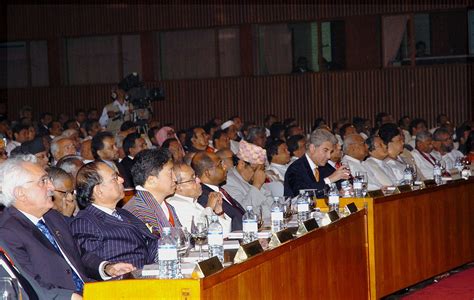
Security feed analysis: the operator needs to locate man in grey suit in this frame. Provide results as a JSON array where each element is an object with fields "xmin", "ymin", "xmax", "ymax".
[{"xmin": 0, "ymin": 156, "xmax": 134, "ymax": 299}]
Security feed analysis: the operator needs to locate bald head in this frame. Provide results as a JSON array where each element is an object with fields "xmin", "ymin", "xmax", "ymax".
[
  {"xmin": 191, "ymin": 151, "xmax": 226, "ymax": 185},
  {"xmin": 343, "ymin": 134, "xmax": 368, "ymax": 161}
]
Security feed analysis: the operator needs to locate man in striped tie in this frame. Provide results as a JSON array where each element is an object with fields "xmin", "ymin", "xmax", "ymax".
[{"xmin": 0, "ymin": 155, "xmax": 135, "ymax": 300}]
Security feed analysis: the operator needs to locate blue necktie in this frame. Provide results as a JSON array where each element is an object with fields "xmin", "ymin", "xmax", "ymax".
[{"xmin": 36, "ymin": 220, "xmax": 84, "ymax": 292}]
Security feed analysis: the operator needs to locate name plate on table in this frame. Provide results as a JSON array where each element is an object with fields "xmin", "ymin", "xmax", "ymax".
[
  {"xmin": 320, "ymin": 210, "xmax": 340, "ymax": 226},
  {"xmin": 269, "ymin": 228, "xmax": 295, "ymax": 248},
  {"xmin": 397, "ymin": 184, "xmax": 412, "ymax": 193},
  {"xmin": 345, "ymin": 202, "xmax": 358, "ymax": 214},
  {"xmin": 233, "ymin": 240, "xmax": 264, "ymax": 264},
  {"xmin": 192, "ymin": 256, "xmax": 223, "ymax": 279},
  {"xmin": 423, "ymin": 179, "xmax": 436, "ymax": 188},
  {"xmin": 368, "ymin": 190, "xmax": 384, "ymax": 198}
]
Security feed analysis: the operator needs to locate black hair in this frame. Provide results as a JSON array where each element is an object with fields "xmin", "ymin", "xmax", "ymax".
[
  {"xmin": 123, "ymin": 133, "xmax": 142, "ymax": 156},
  {"xmin": 12, "ymin": 124, "xmax": 29, "ymax": 140},
  {"xmin": 75, "ymin": 162, "xmax": 103, "ymax": 208},
  {"xmin": 91, "ymin": 131, "xmax": 114, "ymax": 160},
  {"xmin": 408, "ymin": 118, "xmax": 427, "ymax": 136},
  {"xmin": 378, "ymin": 123, "xmax": 400, "ymax": 145},
  {"xmin": 339, "ymin": 123, "xmax": 355, "ymax": 139},
  {"xmin": 120, "ymin": 121, "xmax": 136, "ymax": 132},
  {"xmin": 184, "ymin": 126, "xmax": 200, "ymax": 150},
  {"xmin": 190, "ymin": 151, "xmax": 214, "ymax": 178},
  {"xmin": 286, "ymin": 134, "xmax": 305, "ymax": 156},
  {"xmin": 212, "ymin": 130, "xmax": 226, "ymax": 143},
  {"xmin": 265, "ymin": 139, "xmax": 285, "ymax": 163},
  {"xmin": 365, "ymin": 135, "xmax": 378, "ymax": 152},
  {"xmin": 131, "ymin": 148, "xmax": 172, "ymax": 186},
  {"xmin": 83, "ymin": 119, "xmax": 100, "ymax": 136},
  {"xmin": 63, "ymin": 119, "xmax": 77, "ymax": 130}
]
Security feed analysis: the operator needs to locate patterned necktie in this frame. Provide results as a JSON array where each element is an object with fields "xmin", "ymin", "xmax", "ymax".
[
  {"xmin": 314, "ymin": 167, "xmax": 320, "ymax": 182},
  {"xmin": 219, "ymin": 187, "xmax": 245, "ymax": 215},
  {"xmin": 36, "ymin": 220, "xmax": 84, "ymax": 292},
  {"xmin": 112, "ymin": 210, "xmax": 123, "ymax": 221}
]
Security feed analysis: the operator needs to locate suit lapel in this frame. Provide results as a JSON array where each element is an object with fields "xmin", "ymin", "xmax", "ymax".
[{"xmin": 302, "ymin": 157, "xmax": 317, "ymax": 183}]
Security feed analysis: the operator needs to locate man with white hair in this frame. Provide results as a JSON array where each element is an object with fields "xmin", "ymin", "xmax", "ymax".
[
  {"xmin": 51, "ymin": 136, "xmax": 76, "ymax": 165},
  {"xmin": 0, "ymin": 155, "xmax": 134, "ymax": 299},
  {"xmin": 284, "ymin": 129, "xmax": 350, "ymax": 198}
]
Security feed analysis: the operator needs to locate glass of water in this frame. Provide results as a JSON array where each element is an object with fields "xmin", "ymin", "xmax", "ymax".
[{"xmin": 354, "ymin": 171, "xmax": 368, "ymax": 197}]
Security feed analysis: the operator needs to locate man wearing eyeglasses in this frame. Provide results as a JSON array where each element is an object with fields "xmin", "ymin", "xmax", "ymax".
[
  {"xmin": 0, "ymin": 155, "xmax": 135, "ymax": 300},
  {"xmin": 167, "ymin": 163, "xmax": 232, "ymax": 235},
  {"xmin": 431, "ymin": 127, "xmax": 464, "ymax": 171}
]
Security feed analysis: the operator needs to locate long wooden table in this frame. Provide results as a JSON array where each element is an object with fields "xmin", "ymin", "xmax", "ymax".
[
  {"xmin": 84, "ymin": 209, "xmax": 369, "ymax": 299},
  {"xmin": 317, "ymin": 178, "xmax": 474, "ymax": 299}
]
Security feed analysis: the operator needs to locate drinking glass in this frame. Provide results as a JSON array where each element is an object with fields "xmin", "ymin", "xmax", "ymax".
[
  {"xmin": 190, "ymin": 216, "xmax": 208, "ymax": 261},
  {"xmin": 0, "ymin": 277, "xmax": 19, "ymax": 300},
  {"xmin": 354, "ymin": 171, "xmax": 368, "ymax": 197}
]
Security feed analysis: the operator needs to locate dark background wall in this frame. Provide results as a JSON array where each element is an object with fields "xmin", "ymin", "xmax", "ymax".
[{"xmin": 4, "ymin": 2, "xmax": 473, "ymax": 131}]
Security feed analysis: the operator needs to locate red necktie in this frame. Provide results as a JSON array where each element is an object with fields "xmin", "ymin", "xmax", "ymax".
[
  {"xmin": 166, "ymin": 204, "xmax": 175, "ymax": 226},
  {"xmin": 219, "ymin": 187, "xmax": 245, "ymax": 215}
]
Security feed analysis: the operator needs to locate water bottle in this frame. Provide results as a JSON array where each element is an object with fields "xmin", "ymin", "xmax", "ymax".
[
  {"xmin": 157, "ymin": 227, "xmax": 180, "ymax": 279},
  {"xmin": 454, "ymin": 157, "xmax": 464, "ymax": 173},
  {"xmin": 270, "ymin": 197, "xmax": 283, "ymax": 233},
  {"xmin": 207, "ymin": 215, "xmax": 224, "ymax": 263},
  {"xmin": 328, "ymin": 183, "xmax": 340, "ymax": 214},
  {"xmin": 242, "ymin": 206, "xmax": 258, "ymax": 244},
  {"xmin": 433, "ymin": 160, "xmax": 442, "ymax": 185},
  {"xmin": 296, "ymin": 190, "xmax": 310, "ymax": 223},
  {"xmin": 402, "ymin": 164, "xmax": 414, "ymax": 186}
]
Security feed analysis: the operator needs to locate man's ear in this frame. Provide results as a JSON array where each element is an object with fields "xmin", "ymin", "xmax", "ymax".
[
  {"xmin": 13, "ymin": 186, "xmax": 24, "ymax": 202},
  {"xmin": 308, "ymin": 143, "xmax": 316, "ymax": 154}
]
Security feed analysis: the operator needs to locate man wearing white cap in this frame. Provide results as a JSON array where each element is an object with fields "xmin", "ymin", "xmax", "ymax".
[
  {"xmin": 221, "ymin": 120, "xmax": 240, "ymax": 154},
  {"xmin": 222, "ymin": 140, "xmax": 274, "ymax": 220}
]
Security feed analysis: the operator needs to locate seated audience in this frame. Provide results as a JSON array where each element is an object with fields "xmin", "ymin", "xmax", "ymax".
[
  {"xmin": 212, "ymin": 130, "xmax": 230, "ymax": 151},
  {"xmin": 431, "ymin": 127, "xmax": 464, "ymax": 171},
  {"xmin": 411, "ymin": 131, "xmax": 435, "ymax": 179},
  {"xmin": 51, "ymin": 136, "xmax": 76, "ymax": 165},
  {"xmin": 362, "ymin": 136, "xmax": 397, "ymax": 189},
  {"xmin": 120, "ymin": 133, "xmax": 148, "ymax": 186},
  {"xmin": 162, "ymin": 138, "xmax": 185, "ymax": 163},
  {"xmin": 123, "ymin": 148, "xmax": 181, "ymax": 237},
  {"xmin": 223, "ymin": 141, "xmax": 274, "ymax": 219},
  {"xmin": 192, "ymin": 151, "xmax": 245, "ymax": 231},
  {"xmin": 216, "ymin": 148, "xmax": 235, "ymax": 170},
  {"xmin": 284, "ymin": 129, "xmax": 350, "ymax": 198},
  {"xmin": 379, "ymin": 123, "xmax": 408, "ymax": 183},
  {"xmin": 0, "ymin": 155, "xmax": 134, "ymax": 296},
  {"xmin": 286, "ymin": 134, "xmax": 306, "ymax": 164},
  {"xmin": 266, "ymin": 139, "xmax": 291, "ymax": 183},
  {"xmin": 18, "ymin": 136, "xmax": 50, "ymax": 168},
  {"xmin": 167, "ymin": 163, "xmax": 231, "ymax": 234},
  {"xmin": 91, "ymin": 131, "xmax": 133, "ymax": 188},
  {"xmin": 70, "ymin": 162, "xmax": 158, "ymax": 269},
  {"xmin": 56, "ymin": 154, "xmax": 85, "ymax": 181},
  {"xmin": 48, "ymin": 167, "xmax": 77, "ymax": 217}
]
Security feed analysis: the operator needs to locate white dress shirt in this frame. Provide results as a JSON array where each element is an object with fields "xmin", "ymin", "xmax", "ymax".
[
  {"xmin": 167, "ymin": 194, "xmax": 231, "ymax": 236},
  {"xmin": 431, "ymin": 149, "xmax": 464, "ymax": 171},
  {"xmin": 411, "ymin": 149, "xmax": 435, "ymax": 179},
  {"xmin": 384, "ymin": 157, "xmax": 407, "ymax": 184},
  {"xmin": 266, "ymin": 163, "xmax": 288, "ymax": 182},
  {"xmin": 341, "ymin": 155, "xmax": 378, "ymax": 191},
  {"xmin": 362, "ymin": 157, "xmax": 396, "ymax": 189}
]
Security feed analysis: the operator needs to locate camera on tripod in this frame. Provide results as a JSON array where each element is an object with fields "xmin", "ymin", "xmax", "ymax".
[
  {"xmin": 118, "ymin": 73, "xmax": 164, "ymax": 133},
  {"xmin": 118, "ymin": 72, "xmax": 164, "ymax": 109}
]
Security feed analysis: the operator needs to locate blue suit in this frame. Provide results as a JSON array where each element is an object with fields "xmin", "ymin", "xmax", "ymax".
[
  {"xmin": 70, "ymin": 205, "xmax": 158, "ymax": 270},
  {"xmin": 284, "ymin": 156, "xmax": 337, "ymax": 198},
  {"xmin": 0, "ymin": 207, "xmax": 96, "ymax": 292}
]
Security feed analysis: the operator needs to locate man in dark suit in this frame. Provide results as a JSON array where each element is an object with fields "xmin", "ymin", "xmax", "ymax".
[
  {"xmin": 70, "ymin": 161, "xmax": 158, "ymax": 270},
  {"xmin": 0, "ymin": 157, "xmax": 134, "ymax": 299},
  {"xmin": 284, "ymin": 129, "xmax": 350, "ymax": 197},
  {"xmin": 119, "ymin": 132, "xmax": 148, "ymax": 187},
  {"xmin": 91, "ymin": 131, "xmax": 133, "ymax": 188},
  {"xmin": 191, "ymin": 151, "xmax": 245, "ymax": 231}
]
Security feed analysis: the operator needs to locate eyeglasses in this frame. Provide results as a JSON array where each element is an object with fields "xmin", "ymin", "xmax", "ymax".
[
  {"xmin": 24, "ymin": 175, "xmax": 52, "ymax": 188},
  {"xmin": 177, "ymin": 176, "xmax": 198, "ymax": 185},
  {"xmin": 101, "ymin": 172, "xmax": 121, "ymax": 185}
]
